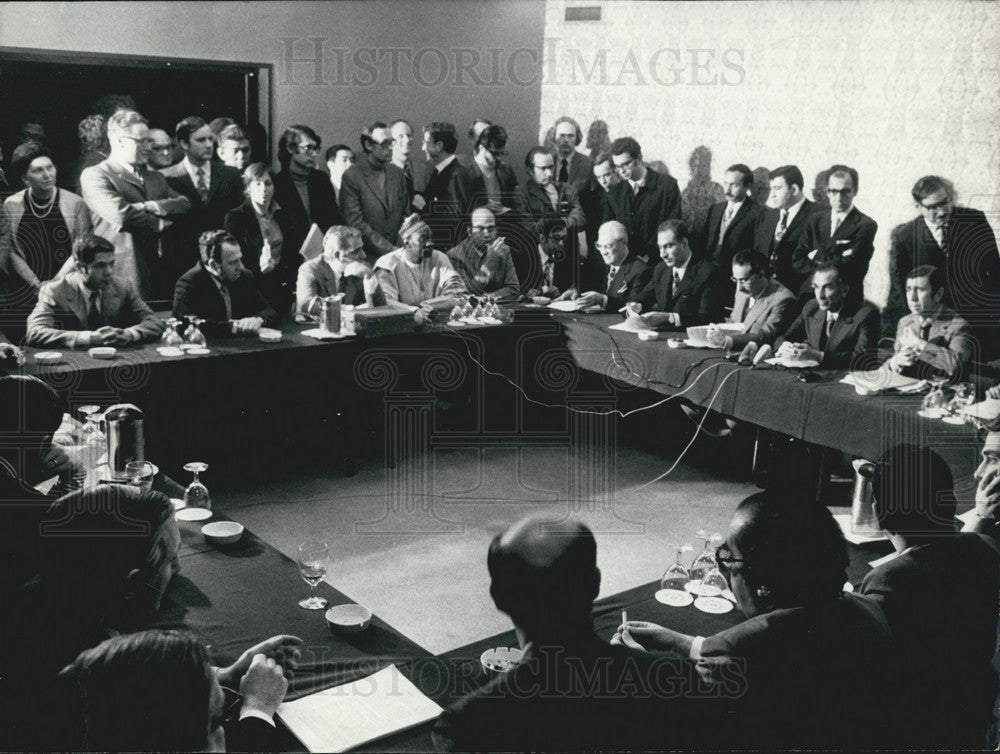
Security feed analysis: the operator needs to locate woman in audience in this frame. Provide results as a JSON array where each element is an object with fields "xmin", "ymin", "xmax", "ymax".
[
  {"xmin": 615, "ymin": 491, "xmax": 901, "ymax": 749},
  {"xmin": 224, "ymin": 162, "xmax": 295, "ymax": 313},
  {"xmin": 0, "ymin": 142, "xmax": 91, "ymax": 297},
  {"xmin": 59, "ymin": 629, "xmax": 299, "ymax": 751}
]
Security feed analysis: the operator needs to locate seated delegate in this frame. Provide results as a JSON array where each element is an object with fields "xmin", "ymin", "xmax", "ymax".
[
  {"xmin": 26, "ymin": 235, "xmax": 164, "ymax": 348},
  {"xmin": 296, "ymin": 224, "xmax": 385, "ymax": 319},
  {"xmin": 173, "ymin": 229, "xmax": 279, "ymax": 337},
  {"xmin": 573, "ymin": 220, "xmax": 650, "ymax": 312}
]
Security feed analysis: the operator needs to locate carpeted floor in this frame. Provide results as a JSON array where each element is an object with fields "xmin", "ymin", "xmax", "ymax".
[{"xmin": 214, "ymin": 423, "xmax": 759, "ymax": 655}]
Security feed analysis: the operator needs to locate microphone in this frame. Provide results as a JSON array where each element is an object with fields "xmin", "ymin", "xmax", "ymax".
[
  {"xmin": 737, "ymin": 342, "xmax": 758, "ymax": 366},
  {"xmin": 752, "ymin": 343, "xmax": 774, "ymax": 367}
]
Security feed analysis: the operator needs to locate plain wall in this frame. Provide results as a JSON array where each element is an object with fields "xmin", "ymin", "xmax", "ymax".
[
  {"xmin": 540, "ymin": 0, "xmax": 1000, "ymax": 306},
  {"xmin": 0, "ymin": 0, "xmax": 545, "ymax": 180}
]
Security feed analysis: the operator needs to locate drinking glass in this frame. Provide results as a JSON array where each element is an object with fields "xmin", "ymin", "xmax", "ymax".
[
  {"xmin": 660, "ymin": 543, "xmax": 693, "ymax": 591},
  {"xmin": 182, "ymin": 462, "xmax": 210, "ymax": 509},
  {"xmin": 126, "ymin": 460, "xmax": 155, "ymax": 491},
  {"xmin": 699, "ymin": 565, "xmax": 729, "ymax": 598},
  {"xmin": 161, "ymin": 318, "xmax": 183, "ymax": 347},
  {"xmin": 297, "ymin": 540, "xmax": 330, "ymax": 609},
  {"xmin": 943, "ymin": 382, "xmax": 975, "ymax": 424},
  {"xmin": 185, "ymin": 316, "xmax": 207, "ymax": 347},
  {"xmin": 689, "ymin": 530, "xmax": 722, "ymax": 582}
]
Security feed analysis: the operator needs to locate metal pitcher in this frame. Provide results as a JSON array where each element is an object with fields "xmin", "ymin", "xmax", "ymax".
[
  {"xmin": 850, "ymin": 459, "xmax": 879, "ymax": 533},
  {"xmin": 320, "ymin": 294, "xmax": 343, "ymax": 334},
  {"xmin": 101, "ymin": 404, "xmax": 144, "ymax": 479}
]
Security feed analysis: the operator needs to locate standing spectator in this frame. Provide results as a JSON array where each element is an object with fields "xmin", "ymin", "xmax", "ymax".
[
  {"xmin": 66, "ymin": 115, "xmax": 109, "ymax": 195},
  {"xmin": 274, "ymin": 125, "xmax": 342, "ymax": 260}
]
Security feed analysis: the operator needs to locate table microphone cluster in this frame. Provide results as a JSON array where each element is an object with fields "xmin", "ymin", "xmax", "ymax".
[{"xmin": 734, "ymin": 342, "xmax": 773, "ymax": 367}]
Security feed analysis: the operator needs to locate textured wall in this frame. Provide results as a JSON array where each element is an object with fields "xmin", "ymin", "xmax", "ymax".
[{"xmin": 540, "ymin": 0, "xmax": 1000, "ymax": 304}]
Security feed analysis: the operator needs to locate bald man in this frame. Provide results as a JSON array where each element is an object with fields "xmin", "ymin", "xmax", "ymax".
[
  {"xmin": 445, "ymin": 208, "xmax": 520, "ymax": 302},
  {"xmin": 575, "ymin": 220, "xmax": 651, "ymax": 311},
  {"xmin": 432, "ymin": 514, "xmax": 705, "ymax": 752}
]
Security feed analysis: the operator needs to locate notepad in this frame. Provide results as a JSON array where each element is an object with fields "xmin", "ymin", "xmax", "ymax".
[
  {"xmin": 842, "ymin": 368, "xmax": 922, "ymax": 392},
  {"xmin": 277, "ymin": 664, "xmax": 443, "ymax": 753},
  {"xmin": 298, "ymin": 223, "xmax": 323, "ymax": 261}
]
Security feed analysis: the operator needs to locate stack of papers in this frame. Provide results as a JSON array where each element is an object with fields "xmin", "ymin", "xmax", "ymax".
[
  {"xmin": 277, "ymin": 664, "xmax": 443, "ymax": 752},
  {"xmin": 685, "ymin": 323, "xmax": 743, "ymax": 348},
  {"xmin": 842, "ymin": 369, "xmax": 924, "ymax": 392},
  {"xmin": 764, "ymin": 357, "xmax": 820, "ymax": 369},
  {"xmin": 609, "ymin": 319, "xmax": 657, "ymax": 334},
  {"xmin": 548, "ymin": 300, "xmax": 601, "ymax": 313}
]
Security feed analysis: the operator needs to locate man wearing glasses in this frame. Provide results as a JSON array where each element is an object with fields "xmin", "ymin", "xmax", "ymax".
[
  {"xmin": 145, "ymin": 129, "xmax": 176, "ymax": 170},
  {"xmin": 446, "ymin": 207, "xmax": 520, "ymax": 302},
  {"xmin": 707, "ymin": 249, "xmax": 797, "ymax": 350},
  {"xmin": 791, "ymin": 166, "xmax": 877, "ymax": 301},
  {"xmin": 886, "ymin": 175, "xmax": 1000, "ymax": 357},
  {"xmin": 575, "ymin": 220, "xmax": 651, "ymax": 312},
  {"xmin": 80, "ymin": 110, "xmax": 191, "ymax": 299},
  {"xmin": 601, "ymin": 136, "xmax": 682, "ymax": 265},
  {"xmin": 340, "ymin": 121, "xmax": 409, "ymax": 261},
  {"xmin": 274, "ymin": 125, "xmax": 342, "ymax": 262}
]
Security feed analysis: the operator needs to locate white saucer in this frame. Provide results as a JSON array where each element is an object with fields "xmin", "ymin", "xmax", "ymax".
[
  {"xmin": 176, "ymin": 507, "xmax": 212, "ymax": 521},
  {"xmin": 35, "ymin": 351, "xmax": 62, "ymax": 362},
  {"xmin": 655, "ymin": 588, "xmax": 694, "ymax": 607},
  {"xmin": 157, "ymin": 347, "xmax": 184, "ymax": 357},
  {"xmin": 694, "ymin": 596, "xmax": 734, "ymax": 614},
  {"xmin": 917, "ymin": 408, "xmax": 944, "ymax": 419},
  {"xmin": 187, "ymin": 348, "xmax": 211, "ymax": 356},
  {"xmin": 941, "ymin": 415, "xmax": 966, "ymax": 425}
]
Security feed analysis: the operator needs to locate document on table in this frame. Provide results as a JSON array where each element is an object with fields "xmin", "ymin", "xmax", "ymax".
[
  {"xmin": 685, "ymin": 323, "xmax": 743, "ymax": 348},
  {"xmin": 548, "ymin": 299, "xmax": 587, "ymax": 312},
  {"xmin": 962, "ymin": 398, "xmax": 1000, "ymax": 423},
  {"xmin": 609, "ymin": 318, "xmax": 657, "ymax": 334},
  {"xmin": 277, "ymin": 664, "xmax": 443, "ymax": 753},
  {"xmin": 842, "ymin": 368, "xmax": 924, "ymax": 392}
]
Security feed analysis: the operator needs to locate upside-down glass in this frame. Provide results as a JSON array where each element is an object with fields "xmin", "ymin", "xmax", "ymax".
[
  {"xmin": 690, "ymin": 530, "xmax": 723, "ymax": 582},
  {"xmin": 183, "ymin": 462, "xmax": 210, "ymax": 509},
  {"xmin": 162, "ymin": 318, "xmax": 184, "ymax": 347},
  {"xmin": 660, "ymin": 543, "xmax": 694, "ymax": 591},
  {"xmin": 297, "ymin": 540, "xmax": 329, "ymax": 609},
  {"xmin": 185, "ymin": 316, "xmax": 207, "ymax": 347},
  {"xmin": 945, "ymin": 382, "xmax": 976, "ymax": 419}
]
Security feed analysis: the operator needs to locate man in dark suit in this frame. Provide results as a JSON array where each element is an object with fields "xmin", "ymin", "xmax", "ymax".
[
  {"xmin": 419, "ymin": 122, "xmax": 474, "ymax": 251},
  {"xmin": 791, "ymin": 166, "xmax": 877, "ymax": 299},
  {"xmin": 80, "ymin": 110, "xmax": 192, "ymax": 300},
  {"xmin": 775, "ymin": 262, "xmax": 880, "ymax": 369},
  {"xmin": 633, "ymin": 219, "xmax": 727, "ymax": 329},
  {"xmin": 886, "ymin": 175, "xmax": 1000, "ymax": 359},
  {"xmin": 339, "ymin": 121, "xmax": 409, "ymax": 261},
  {"xmin": 575, "ymin": 220, "xmax": 650, "ymax": 312},
  {"xmin": 518, "ymin": 146, "xmax": 586, "ymax": 233},
  {"xmin": 466, "ymin": 125, "xmax": 524, "ymax": 218},
  {"xmin": 698, "ymin": 163, "xmax": 762, "ymax": 269},
  {"xmin": 159, "ymin": 116, "xmax": 245, "ymax": 297},
  {"xmin": 602, "ymin": 137, "xmax": 682, "ymax": 264},
  {"xmin": 578, "ymin": 152, "xmax": 620, "ymax": 292},
  {"xmin": 861, "ymin": 444, "xmax": 1000, "ymax": 749},
  {"xmin": 552, "ymin": 116, "xmax": 594, "ymax": 194},
  {"xmin": 27, "ymin": 236, "xmax": 163, "ymax": 348},
  {"xmin": 753, "ymin": 165, "xmax": 816, "ymax": 295},
  {"xmin": 273, "ymin": 125, "xmax": 343, "ymax": 261},
  {"xmin": 172, "ymin": 229, "xmax": 277, "ymax": 338},
  {"xmin": 432, "ymin": 514, "xmax": 706, "ymax": 752},
  {"xmin": 514, "ymin": 217, "xmax": 578, "ymax": 301}
]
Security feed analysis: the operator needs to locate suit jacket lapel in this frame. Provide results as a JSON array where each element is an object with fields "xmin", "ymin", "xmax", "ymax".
[
  {"xmin": 361, "ymin": 163, "xmax": 389, "ymax": 212},
  {"xmin": 111, "ymin": 162, "xmax": 146, "ymax": 196},
  {"xmin": 826, "ymin": 309, "xmax": 854, "ymax": 353},
  {"xmin": 807, "ymin": 306, "xmax": 826, "ymax": 349},
  {"xmin": 782, "ymin": 199, "xmax": 812, "ymax": 244},
  {"xmin": 67, "ymin": 279, "xmax": 90, "ymax": 324}
]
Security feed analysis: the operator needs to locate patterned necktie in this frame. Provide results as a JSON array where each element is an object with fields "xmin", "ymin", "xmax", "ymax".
[
  {"xmin": 87, "ymin": 290, "xmax": 103, "ymax": 330},
  {"xmin": 543, "ymin": 257, "xmax": 554, "ymax": 288},
  {"xmin": 195, "ymin": 167, "xmax": 209, "ymax": 203},
  {"xmin": 559, "ymin": 158, "xmax": 569, "ymax": 184},
  {"xmin": 939, "ymin": 223, "xmax": 949, "ymax": 255},
  {"xmin": 775, "ymin": 209, "xmax": 789, "ymax": 242},
  {"xmin": 718, "ymin": 204, "xmax": 736, "ymax": 249},
  {"xmin": 606, "ymin": 265, "xmax": 619, "ymax": 292}
]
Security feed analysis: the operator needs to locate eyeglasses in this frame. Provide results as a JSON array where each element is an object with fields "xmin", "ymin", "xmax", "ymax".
[
  {"xmin": 487, "ymin": 148, "xmax": 507, "ymax": 158},
  {"xmin": 211, "ymin": 688, "xmax": 244, "ymax": 732},
  {"xmin": 595, "ymin": 239, "xmax": 623, "ymax": 251},
  {"xmin": 150, "ymin": 144, "xmax": 173, "ymax": 152},
  {"xmin": 920, "ymin": 198, "xmax": 951, "ymax": 211},
  {"xmin": 370, "ymin": 139, "xmax": 394, "ymax": 148},
  {"xmin": 472, "ymin": 225, "xmax": 497, "ymax": 233},
  {"xmin": 827, "ymin": 187, "xmax": 853, "ymax": 195},
  {"xmin": 612, "ymin": 157, "xmax": 636, "ymax": 174},
  {"xmin": 731, "ymin": 270, "xmax": 761, "ymax": 285},
  {"xmin": 715, "ymin": 545, "xmax": 744, "ymax": 576},
  {"xmin": 297, "ymin": 144, "xmax": 319, "ymax": 153},
  {"xmin": 122, "ymin": 135, "xmax": 154, "ymax": 146}
]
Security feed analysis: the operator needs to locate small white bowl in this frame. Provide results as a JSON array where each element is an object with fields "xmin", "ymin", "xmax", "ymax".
[
  {"xmin": 480, "ymin": 646, "xmax": 523, "ymax": 674},
  {"xmin": 88, "ymin": 346, "xmax": 117, "ymax": 360},
  {"xmin": 259, "ymin": 328, "xmax": 283, "ymax": 342},
  {"xmin": 35, "ymin": 351, "xmax": 62, "ymax": 362},
  {"xmin": 637, "ymin": 330, "xmax": 659, "ymax": 341},
  {"xmin": 325, "ymin": 603, "xmax": 372, "ymax": 633},
  {"xmin": 201, "ymin": 521, "xmax": 244, "ymax": 545}
]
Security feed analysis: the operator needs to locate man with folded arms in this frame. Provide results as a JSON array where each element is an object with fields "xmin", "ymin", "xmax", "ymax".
[
  {"xmin": 296, "ymin": 225, "xmax": 385, "ymax": 318},
  {"xmin": 698, "ymin": 163, "xmax": 762, "ymax": 269},
  {"xmin": 631, "ymin": 219, "xmax": 727, "ymax": 330},
  {"xmin": 374, "ymin": 214, "xmax": 466, "ymax": 324},
  {"xmin": 27, "ymin": 236, "xmax": 163, "ymax": 348},
  {"xmin": 885, "ymin": 264, "xmax": 972, "ymax": 379},
  {"xmin": 173, "ymin": 229, "xmax": 277, "ymax": 337},
  {"xmin": 573, "ymin": 220, "xmax": 650, "ymax": 312},
  {"xmin": 432, "ymin": 514, "xmax": 706, "ymax": 752},
  {"xmin": 754, "ymin": 164, "xmax": 816, "ymax": 296},
  {"xmin": 774, "ymin": 262, "xmax": 879, "ymax": 369},
  {"xmin": 446, "ymin": 208, "xmax": 520, "ymax": 302},
  {"xmin": 707, "ymin": 249, "xmax": 797, "ymax": 350}
]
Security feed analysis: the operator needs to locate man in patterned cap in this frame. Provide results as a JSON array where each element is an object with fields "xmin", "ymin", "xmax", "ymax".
[{"xmin": 374, "ymin": 213, "xmax": 467, "ymax": 323}]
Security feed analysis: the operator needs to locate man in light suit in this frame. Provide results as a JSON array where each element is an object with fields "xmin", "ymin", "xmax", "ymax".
[
  {"xmin": 633, "ymin": 219, "xmax": 727, "ymax": 330},
  {"xmin": 159, "ymin": 116, "xmax": 244, "ymax": 297},
  {"xmin": 707, "ymin": 249, "xmax": 798, "ymax": 350},
  {"xmin": 339, "ymin": 121, "xmax": 409, "ymax": 261},
  {"xmin": 698, "ymin": 163, "xmax": 762, "ymax": 269},
  {"xmin": 296, "ymin": 225, "xmax": 385, "ymax": 319},
  {"xmin": 80, "ymin": 110, "xmax": 192, "ymax": 300},
  {"xmin": 792, "ymin": 166, "xmax": 877, "ymax": 299},
  {"xmin": 172, "ymin": 230, "xmax": 277, "ymax": 338},
  {"xmin": 552, "ymin": 116, "xmax": 594, "ymax": 194},
  {"xmin": 753, "ymin": 165, "xmax": 816, "ymax": 296},
  {"xmin": 861, "ymin": 444, "xmax": 1000, "ymax": 749},
  {"xmin": 574, "ymin": 220, "xmax": 650, "ymax": 312},
  {"xmin": 775, "ymin": 262, "xmax": 880, "ymax": 370},
  {"xmin": 26, "ymin": 236, "xmax": 163, "ymax": 348}
]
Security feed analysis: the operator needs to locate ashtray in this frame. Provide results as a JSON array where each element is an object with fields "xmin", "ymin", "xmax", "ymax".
[
  {"xmin": 480, "ymin": 647, "xmax": 523, "ymax": 674},
  {"xmin": 637, "ymin": 330, "xmax": 659, "ymax": 341},
  {"xmin": 201, "ymin": 521, "xmax": 244, "ymax": 546},
  {"xmin": 88, "ymin": 346, "xmax": 117, "ymax": 359},
  {"xmin": 325, "ymin": 603, "xmax": 372, "ymax": 634},
  {"xmin": 34, "ymin": 351, "xmax": 62, "ymax": 362},
  {"xmin": 258, "ymin": 328, "xmax": 282, "ymax": 342}
]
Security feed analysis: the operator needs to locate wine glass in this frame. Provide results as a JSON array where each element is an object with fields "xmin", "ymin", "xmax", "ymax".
[
  {"xmin": 297, "ymin": 540, "xmax": 329, "ymax": 610},
  {"xmin": 161, "ymin": 318, "xmax": 184, "ymax": 347},
  {"xmin": 449, "ymin": 299, "xmax": 464, "ymax": 323},
  {"xmin": 460, "ymin": 296, "xmax": 475, "ymax": 320},
  {"xmin": 689, "ymin": 530, "xmax": 722, "ymax": 583},
  {"xmin": 699, "ymin": 565, "xmax": 729, "ymax": 598},
  {"xmin": 126, "ymin": 460, "xmax": 155, "ymax": 491},
  {"xmin": 919, "ymin": 375, "xmax": 950, "ymax": 418},
  {"xmin": 660, "ymin": 543, "xmax": 694, "ymax": 591},
  {"xmin": 185, "ymin": 316, "xmax": 207, "ymax": 347},
  {"xmin": 943, "ymin": 382, "xmax": 976, "ymax": 424},
  {"xmin": 182, "ymin": 462, "xmax": 210, "ymax": 509}
]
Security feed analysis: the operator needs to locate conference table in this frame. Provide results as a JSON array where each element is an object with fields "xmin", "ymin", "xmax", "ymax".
[
  {"xmin": 147, "ymin": 510, "xmax": 892, "ymax": 752},
  {"xmin": 18, "ymin": 307, "xmax": 986, "ymax": 488}
]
